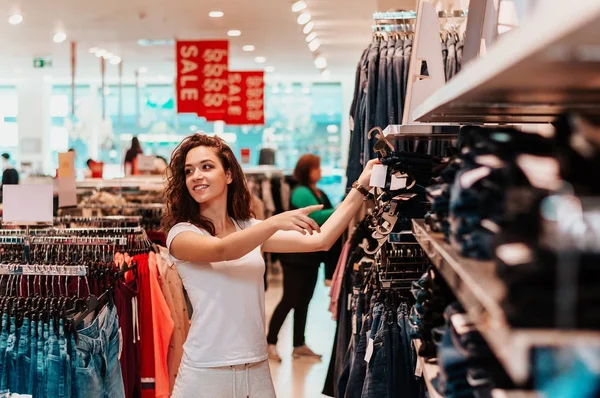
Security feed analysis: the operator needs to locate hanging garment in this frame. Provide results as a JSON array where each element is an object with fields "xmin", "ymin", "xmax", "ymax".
[
  {"xmin": 156, "ymin": 247, "xmax": 191, "ymax": 394},
  {"xmin": 148, "ymin": 252, "xmax": 174, "ymax": 398}
]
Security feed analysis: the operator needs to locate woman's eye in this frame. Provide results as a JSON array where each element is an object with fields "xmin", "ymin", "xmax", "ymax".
[
  {"xmin": 185, "ymin": 169, "xmax": 192, "ymax": 175},
  {"xmin": 202, "ymin": 165, "xmax": 213, "ymax": 170}
]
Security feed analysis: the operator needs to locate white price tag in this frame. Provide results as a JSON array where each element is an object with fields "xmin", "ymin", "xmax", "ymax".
[
  {"xmin": 118, "ymin": 327, "xmax": 123, "ymax": 360},
  {"xmin": 3, "ymin": 185, "xmax": 53, "ymax": 224},
  {"xmin": 352, "ymin": 314, "xmax": 357, "ymax": 335},
  {"xmin": 369, "ymin": 164, "xmax": 388, "ymax": 188},
  {"xmin": 347, "ymin": 294, "xmax": 352, "ymax": 311},
  {"xmin": 364, "ymin": 337, "xmax": 374, "ymax": 363},
  {"xmin": 390, "ymin": 174, "xmax": 408, "ymax": 190}
]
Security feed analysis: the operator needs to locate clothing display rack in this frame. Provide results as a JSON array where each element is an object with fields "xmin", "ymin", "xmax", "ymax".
[
  {"xmin": 0, "ymin": 216, "xmax": 190, "ymax": 398},
  {"xmin": 335, "ymin": 1, "xmax": 600, "ymax": 397}
]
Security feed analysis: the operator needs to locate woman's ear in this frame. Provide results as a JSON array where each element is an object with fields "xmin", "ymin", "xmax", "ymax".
[{"xmin": 226, "ymin": 169, "xmax": 233, "ymax": 184}]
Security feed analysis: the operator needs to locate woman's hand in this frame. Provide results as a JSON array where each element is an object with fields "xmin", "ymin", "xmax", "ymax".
[
  {"xmin": 357, "ymin": 158, "xmax": 381, "ymax": 189},
  {"xmin": 267, "ymin": 205, "xmax": 323, "ymax": 235}
]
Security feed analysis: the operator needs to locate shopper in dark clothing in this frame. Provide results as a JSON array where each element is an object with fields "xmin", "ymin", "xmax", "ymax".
[
  {"xmin": 124, "ymin": 137, "xmax": 144, "ymax": 176},
  {"xmin": 267, "ymin": 154, "xmax": 337, "ymax": 361}
]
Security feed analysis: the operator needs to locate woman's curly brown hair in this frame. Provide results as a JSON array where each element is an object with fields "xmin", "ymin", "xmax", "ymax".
[{"xmin": 162, "ymin": 133, "xmax": 253, "ymax": 236}]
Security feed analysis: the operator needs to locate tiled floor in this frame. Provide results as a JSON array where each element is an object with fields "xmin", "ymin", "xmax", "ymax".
[{"xmin": 265, "ymin": 267, "xmax": 335, "ymax": 398}]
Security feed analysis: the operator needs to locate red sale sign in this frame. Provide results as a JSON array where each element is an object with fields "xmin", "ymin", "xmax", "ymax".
[
  {"xmin": 226, "ymin": 71, "xmax": 265, "ymax": 125},
  {"xmin": 176, "ymin": 40, "xmax": 229, "ymax": 120}
]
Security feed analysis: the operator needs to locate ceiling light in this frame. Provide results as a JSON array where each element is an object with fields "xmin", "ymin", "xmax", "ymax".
[
  {"xmin": 314, "ymin": 56, "xmax": 327, "ymax": 69},
  {"xmin": 285, "ymin": 86, "xmax": 293, "ymax": 94},
  {"xmin": 327, "ymin": 124, "xmax": 339, "ymax": 133},
  {"xmin": 308, "ymin": 39, "xmax": 321, "ymax": 52},
  {"xmin": 103, "ymin": 52, "xmax": 113, "ymax": 59},
  {"xmin": 8, "ymin": 14, "xmax": 23, "ymax": 25},
  {"xmin": 271, "ymin": 87, "xmax": 280, "ymax": 94},
  {"xmin": 208, "ymin": 11, "xmax": 224, "ymax": 18},
  {"xmin": 227, "ymin": 30, "xmax": 241, "ymax": 37},
  {"xmin": 301, "ymin": 86, "xmax": 311, "ymax": 94},
  {"xmin": 137, "ymin": 39, "xmax": 175, "ymax": 47},
  {"xmin": 88, "ymin": 47, "xmax": 98, "ymax": 53},
  {"xmin": 321, "ymin": 69, "xmax": 331, "ymax": 79},
  {"xmin": 254, "ymin": 56, "xmax": 266, "ymax": 63},
  {"xmin": 243, "ymin": 45, "xmax": 255, "ymax": 52},
  {"xmin": 95, "ymin": 49, "xmax": 106, "ymax": 57},
  {"xmin": 53, "ymin": 32, "xmax": 67, "ymax": 43},
  {"xmin": 305, "ymin": 32, "xmax": 317, "ymax": 42},
  {"xmin": 138, "ymin": 67, "xmax": 149, "ymax": 73},
  {"xmin": 297, "ymin": 12, "xmax": 311, "ymax": 25},
  {"xmin": 109, "ymin": 56, "xmax": 122, "ymax": 65},
  {"xmin": 291, "ymin": 1, "xmax": 307, "ymax": 12},
  {"xmin": 265, "ymin": 66, "xmax": 275, "ymax": 73},
  {"xmin": 303, "ymin": 21, "xmax": 314, "ymax": 34}
]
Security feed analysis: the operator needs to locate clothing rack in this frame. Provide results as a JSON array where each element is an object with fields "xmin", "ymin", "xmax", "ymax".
[
  {"xmin": 0, "ymin": 263, "xmax": 88, "ymax": 276},
  {"xmin": 373, "ymin": 10, "xmax": 468, "ymax": 21}
]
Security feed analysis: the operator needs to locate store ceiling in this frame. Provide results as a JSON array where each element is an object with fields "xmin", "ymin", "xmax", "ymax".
[{"xmin": 0, "ymin": 0, "xmax": 377, "ymax": 82}]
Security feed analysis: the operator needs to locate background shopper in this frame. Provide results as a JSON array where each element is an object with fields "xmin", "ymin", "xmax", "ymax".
[
  {"xmin": 124, "ymin": 136, "xmax": 144, "ymax": 176},
  {"xmin": 266, "ymin": 154, "xmax": 337, "ymax": 361}
]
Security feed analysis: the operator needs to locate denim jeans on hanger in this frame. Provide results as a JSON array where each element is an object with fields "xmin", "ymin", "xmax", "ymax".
[
  {"xmin": 386, "ymin": 37, "xmax": 397, "ymax": 127},
  {"xmin": 35, "ymin": 320, "xmax": 48, "ymax": 398},
  {"xmin": 374, "ymin": 40, "xmax": 389, "ymax": 133},
  {"xmin": 73, "ymin": 304, "xmax": 125, "ymax": 398},
  {"xmin": 6, "ymin": 316, "xmax": 17, "ymax": 393},
  {"xmin": 345, "ymin": 313, "xmax": 373, "ymax": 398},
  {"xmin": 346, "ymin": 45, "xmax": 371, "ymax": 192},
  {"xmin": 361, "ymin": 304, "xmax": 389, "ymax": 398},
  {"xmin": 28, "ymin": 318, "xmax": 37, "ymax": 396},
  {"xmin": 338, "ymin": 293, "xmax": 365, "ymax": 397},
  {"xmin": 16, "ymin": 317, "xmax": 30, "ymax": 394},
  {"xmin": 393, "ymin": 38, "xmax": 404, "ymax": 125},
  {"xmin": 364, "ymin": 40, "xmax": 380, "ymax": 164}
]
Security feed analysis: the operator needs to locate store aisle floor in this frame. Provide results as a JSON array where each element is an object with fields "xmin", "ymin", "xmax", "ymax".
[{"xmin": 266, "ymin": 266, "xmax": 335, "ymax": 398}]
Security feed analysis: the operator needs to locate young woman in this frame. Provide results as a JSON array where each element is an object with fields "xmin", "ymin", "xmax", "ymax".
[
  {"xmin": 266, "ymin": 153, "xmax": 338, "ymax": 361},
  {"xmin": 164, "ymin": 134, "xmax": 377, "ymax": 397}
]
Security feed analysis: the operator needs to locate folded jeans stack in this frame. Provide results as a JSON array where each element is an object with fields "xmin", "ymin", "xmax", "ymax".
[
  {"xmin": 431, "ymin": 302, "xmax": 512, "ymax": 398},
  {"xmin": 408, "ymin": 268, "xmax": 454, "ymax": 359}
]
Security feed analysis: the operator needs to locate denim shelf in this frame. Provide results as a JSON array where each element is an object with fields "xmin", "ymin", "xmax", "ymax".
[
  {"xmin": 412, "ymin": 0, "xmax": 600, "ymax": 124},
  {"xmin": 412, "ymin": 219, "xmax": 600, "ymax": 385},
  {"xmin": 413, "ymin": 339, "xmax": 539, "ymax": 398},
  {"xmin": 413, "ymin": 339, "xmax": 444, "ymax": 398}
]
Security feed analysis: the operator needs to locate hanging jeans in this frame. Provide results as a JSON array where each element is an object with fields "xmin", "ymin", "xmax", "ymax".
[
  {"xmin": 361, "ymin": 304, "xmax": 388, "ymax": 397},
  {"xmin": 73, "ymin": 304, "xmax": 125, "ymax": 398}
]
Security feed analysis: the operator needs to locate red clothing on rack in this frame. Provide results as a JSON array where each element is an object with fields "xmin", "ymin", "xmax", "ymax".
[{"xmin": 135, "ymin": 253, "xmax": 156, "ymax": 398}]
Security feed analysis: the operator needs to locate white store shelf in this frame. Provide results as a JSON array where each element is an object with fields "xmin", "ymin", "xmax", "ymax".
[{"xmin": 413, "ymin": 0, "xmax": 600, "ymax": 123}]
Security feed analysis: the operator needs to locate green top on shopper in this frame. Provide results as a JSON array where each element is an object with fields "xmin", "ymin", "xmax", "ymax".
[{"xmin": 290, "ymin": 186, "xmax": 335, "ymax": 226}]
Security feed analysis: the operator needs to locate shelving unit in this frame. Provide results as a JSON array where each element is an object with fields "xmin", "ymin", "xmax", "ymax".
[
  {"xmin": 412, "ymin": 0, "xmax": 600, "ymax": 123},
  {"xmin": 413, "ymin": 339, "xmax": 443, "ymax": 398},
  {"xmin": 412, "ymin": 220, "xmax": 600, "ymax": 384}
]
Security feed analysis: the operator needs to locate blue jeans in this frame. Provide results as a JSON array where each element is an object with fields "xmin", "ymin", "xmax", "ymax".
[
  {"xmin": 28, "ymin": 319, "xmax": 37, "ymax": 395},
  {"xmin": 361, "ymin": 304, "xmax": 388, "ymax": 398},
  {"xmin": 35, "ymin": 320, "xmax": 48, "ymax": 398},
  {"xmin": 345, "ymin": 314, "xmax": 372, "ymax": 398},
  {"xmin": 16, "ymin": 317, "xmax": 31, "ymax": 394},
  {"xmin": 0, "ymin": 314, "xmax": 8, "ymax": 394},
  {"xmin": 6, "ymin": 316, "xmax": 17, "ymax": 393},
  {"xmin": 46, "ymin": 319, "xmax": 69, "ymax": 398},
  {"xmin": 73, "ymin": 304, "xmax": 125, "ymax": 398}
]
